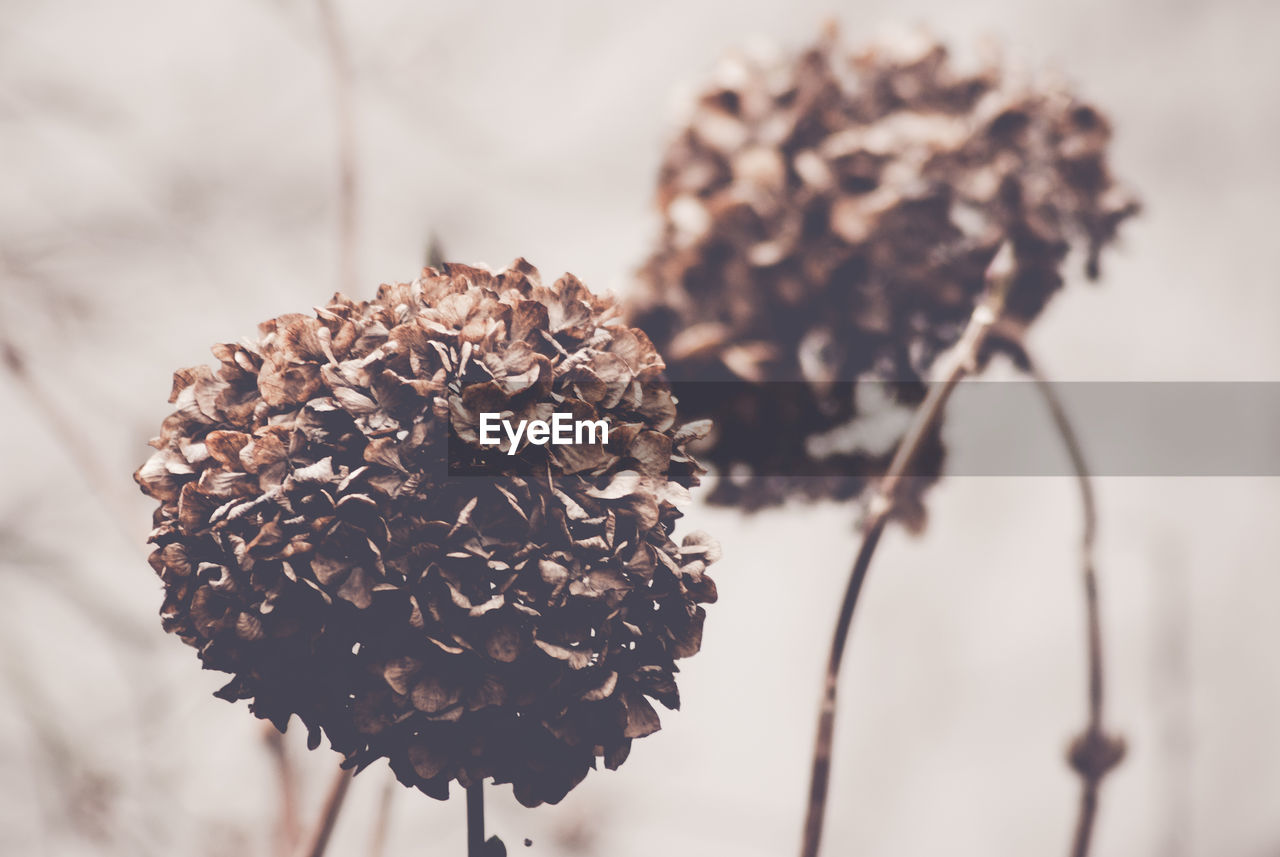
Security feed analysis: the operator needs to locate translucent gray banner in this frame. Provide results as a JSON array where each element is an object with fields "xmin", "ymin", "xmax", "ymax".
[{"xmin": 445, "ymin": 382, "xmax": 1280, "ymax": 477}]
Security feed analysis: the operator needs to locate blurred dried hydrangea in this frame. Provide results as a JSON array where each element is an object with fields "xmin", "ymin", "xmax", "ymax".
[
  {"xmin": 135, "ymin": 260, "xmax": 719, "ymax": 806},
  {"xmin": 629, "ymin": 28, "xmax": 1138, "ymax": 510}
]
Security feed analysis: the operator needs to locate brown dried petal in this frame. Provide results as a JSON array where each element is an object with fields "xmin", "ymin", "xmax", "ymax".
[
  {"xmin": 135, "ymin": 259, "xmax": 718, "ymax": 807},
  {"xmin": 629, "ymin": 28, "xmax": 1137, "ymax": 511}
]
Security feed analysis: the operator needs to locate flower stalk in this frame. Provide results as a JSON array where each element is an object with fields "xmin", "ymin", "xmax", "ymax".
[
  {"xmin": 800, "ymin": 243, "xmax": 1014, "ymax": 857},
  {"xmin": 467, "ymin": 782, "xmax": 485, "ymax": 857},
  {"xmin": 295, "ymin": 767, "xmax": 352, "ymax": 857},
  {"xmin": 264, "ymin": 723, "xmax": 301, "ymax": 856},
  {"xmin": 1027, "ymin": 359, "xmax": 1125, "ymax": 857}
]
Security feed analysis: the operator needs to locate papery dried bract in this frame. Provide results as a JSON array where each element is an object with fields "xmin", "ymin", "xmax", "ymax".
[
  {"xmin": 136, "ymin": 260, "xmax": 719, "ymax": 807},
  {"xmin": 630, "ymin": 29, "xmax": 1138, "ymax": 511}
]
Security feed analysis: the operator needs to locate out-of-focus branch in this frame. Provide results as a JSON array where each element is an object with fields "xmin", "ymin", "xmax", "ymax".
[
  {"xmin": 263, "ymin": 724, "xmax": 301, "ymax": 857},
  {"xmin": 0, "ymin": 334, "xmax": 140, "ymax": 551},
  {"xmin": 799, "ymin": 244, "xmax": 1015, "ymax": 857},
  {"xmin": 2, "ymin": 523, "xmax": 150, "ymax": 648},
  {"xmin": 424, "ymin": 233, "xmax": 446, "ymax": 271},
  {"xmin": 316, "ymin": 0, "xmax": 359, "ymax": 294},
  {"xmin": 367, "ymin": 774, "xmax": 395, "ymax": 857},
  {"xmin": 1026, "ymin": 359, "xmax": 1125, "ymax": 857},
  {"xmin": 1153, "ymin": 542, "xmax": 1191, "ymax": 857},
  {"xmin": 294, "ymin": 767, "xmax": 353, "ymax": 857},
  {"xmin": 0, "ymin": 631, "xmax": 119, "ymax": 845}
]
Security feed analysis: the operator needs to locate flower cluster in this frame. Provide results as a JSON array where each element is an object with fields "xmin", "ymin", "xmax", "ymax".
[
  {"xmin": 629, "ymin": 30, "xmax": 1138, "ymax": 510},
  {"xmin": 136, "ymin": 260, "xmax": 719, "ymax": 806}
]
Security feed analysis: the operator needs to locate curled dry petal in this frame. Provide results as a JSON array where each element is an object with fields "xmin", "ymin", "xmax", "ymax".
[
  {"xmin": 628, "ymin": 28, "xmax": 1138, "ymax": 512},
  {"xmin": 135, "ymin": 260, "xmax": 719, "ymax": 807}
]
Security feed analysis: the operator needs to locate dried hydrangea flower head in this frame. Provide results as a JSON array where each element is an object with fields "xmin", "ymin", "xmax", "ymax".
[
  {"xmin": 629, "ymin": 28, "xmax": 1138, "ymax": 510},
  {"xmin": 135, "ymin": 260, "xmax": 719, "ymax": 807}
]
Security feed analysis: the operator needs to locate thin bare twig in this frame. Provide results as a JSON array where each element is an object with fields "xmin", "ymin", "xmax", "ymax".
[
  {"xmin": 0, "ymin": 336, "xmax": 141, "ymax": 550},
  {"xmin": 799, "ymin": 244, "xmax": 1015, "ymax": 857},
  {"xmin": 1153, "ymin": 544, "xmax": 1191, "ymax": 857},
  {"xmin": 1027, "ymin": 359, "xmax": 1125, "ymax": 857},
  {"xmin": 316, "ymin": 0, "xmax": 359, "ymax": 294},
  {"xmin": 263, "ymin": 724, "xmax": 302, "ymax": 856},
  {"xmin": 282, "ymin": 11, "xmax": 359, "ymax": 847},
  {"xmin": 294, "ymin": 767, "xmax": 353, "ymax": 857},
  {"xmin": 1, "ymin": 524, "xmax": 151, "ymax": 648},
  {"xmin": 367, "ymin": 774, "xmax": 395, "ymax": 857}
]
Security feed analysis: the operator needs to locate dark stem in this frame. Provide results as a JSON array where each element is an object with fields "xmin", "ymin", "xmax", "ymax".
[
  {"xmin": 296, "ymin": 767, "xmax": 353, "ymax": 857},
  {"xmin": 1027, "ymin": 359, "xmax": 1123, "ymax": 857},
  {"xmin": 799, "ymin": 245, "xmax": 1015, "ymax": 857},
  {"xmin": 800, "ymin": 521, "xmax": 886, "ymax": 857},
  {"xmin": 467, "ymin": 781, "xmax": 485, "ymax": 856},
  {"xmin": 1029, "ymin": 363, "xmax": 1102, "ymax": 720},
  {"xmin": 1069, "ymin": 783, "xmax": 1100, "ymax": 857}
]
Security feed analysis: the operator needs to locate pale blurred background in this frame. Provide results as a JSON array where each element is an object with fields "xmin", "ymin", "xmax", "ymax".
[{"xmin": 2, "ymin": 0, "xmax": 1279, "ymax": 855}]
